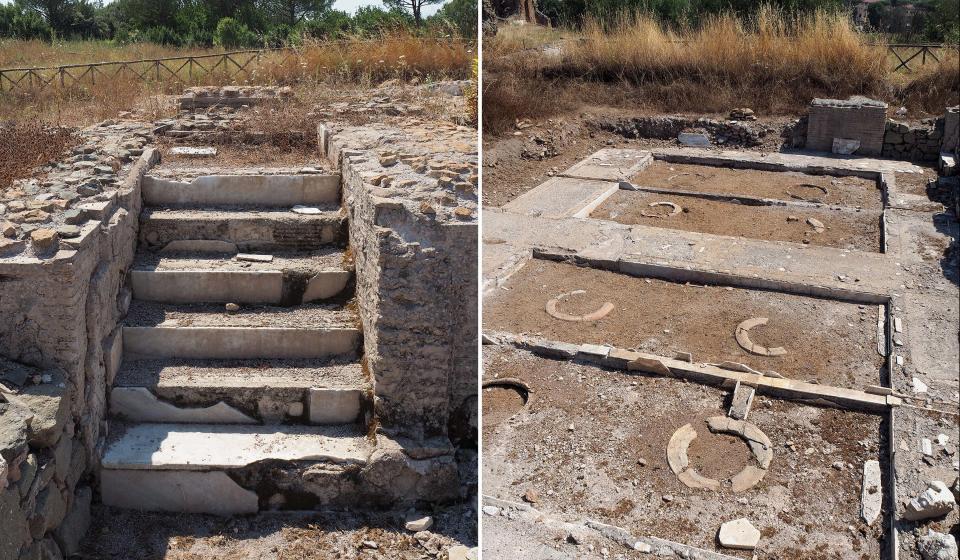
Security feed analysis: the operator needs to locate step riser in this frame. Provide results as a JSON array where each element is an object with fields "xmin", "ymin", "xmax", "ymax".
[
  {"xmin": 143, "ymin": 175, "xmax": 341, "ymax": 207},
  {"xmin": 122, "ymin": 327, "xmax": 360, "ymax": 360},
  {"xmin": 139, "ymin": 214, "xmax": 345, "ymax": 252},
  {"xmin": 110, "ymin": 386, "xmax": 365, "ymax": 425},
  {"xmin": 129, "ymin": 270, "xmax": 352, "ymax": 304}
]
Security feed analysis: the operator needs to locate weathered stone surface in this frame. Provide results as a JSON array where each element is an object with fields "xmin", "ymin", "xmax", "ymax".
[
  {"xmin": 1, "ymin": 485, "xmax": 30, "ymax": 560},
  {"xmin": 7, "ymin": 372, "xmax": 70, "ymax": 448},
  {"xmin": 728, "ymin": 381, "xmax": 755, "ymax": 420},
  {"xmin": 717, "ymin": 518, "xmax": 761, "ymax": 550},
  {"xmin": 28, "ymin": 229, "xmax": 59, "ymax": 252},
  {"xmin": 101, "ymin": 470, "xmax": 258, "ymax": 515},
  {"xmin": 308, "ymin": 387, "xmax": 362, "ymax": 425},
  {"xmin": 904, "ymin": 480, "xmax": 957, "ymax": 520},
  {"xmin": 30, "ymin": 486, "xmax": 66, "ymax": 537},
  {"xmin": 404, "ymin": 514, "xmax": 433, "ymax": 531},
  {"xmin": 678, "ymin": 132, "xmax": 711, "ymax": 147},
  {"xmin": 111, "ymin": 387, "xmax": 257, "ymax": 424},
  {"xmin": 53, "ymin": 485, "xmax": 91, "ymax": 556},
  {"xmin": 860, "ymin": 460, "xmax": 882, "ymax": 526}
]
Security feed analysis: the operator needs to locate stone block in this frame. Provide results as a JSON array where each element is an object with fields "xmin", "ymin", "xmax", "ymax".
[
  {"xmin": 904, "ymin": 480, "xmax": 956, "ymax": 520},
  {"xmin": 308, "ymin": 387, "xmax": 362, "ymax": 424},
  {"xmin": 807, "ymin": 97, "xmax": 887, "ymax": 156},
  {"xmin": 101, "ymin": 470, "xmax": 258, "ymax": 515},
  {"xmin": 860, "ymin": 460, "xmax": 882, "ymax": 526}
]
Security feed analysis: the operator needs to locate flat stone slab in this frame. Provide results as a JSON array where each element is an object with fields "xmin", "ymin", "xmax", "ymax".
[
  {"xmin": 652, "ymin": 147, "xmax": 925, "ymax": 175},
  {"xmin": 102, "ymin": 423, "xmax": 371, "ymax": 470},
  {"xmin": 123, "ymin": 326, "xmax": 360, "ymax": 360},
  {"xmin": 718, "ymin": 518, "xmax": 761, "ymax": 550},
  {"xmin": 101, "ymin": 470, "xmax": 258, "ymax": 515},
  {"xmin": 860, "ymin": 459, "xmax": 882, "ymax": 526},
  {"xmin": 111, "ymin": 387, "xmax": 257, "ymax": 424},
  {"xmin": 561, "ymin": 149, "xmax": 653, "ymax": 181},
  {"xmin": 142, "ymin": 174, "xmax": 340, "ymax": 207},
  {"xmin": 168, "ymin": 147, "xmax": 217, "ymax": 157},
  {"xmin": 503, "ymin": 177, "xmax": 619, "ymax": 219}
]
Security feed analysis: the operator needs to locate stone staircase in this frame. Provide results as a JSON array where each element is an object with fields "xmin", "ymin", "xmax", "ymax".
[{"xmin": 99, "ymin": 165, "xmax": 375, "ymax": 515}]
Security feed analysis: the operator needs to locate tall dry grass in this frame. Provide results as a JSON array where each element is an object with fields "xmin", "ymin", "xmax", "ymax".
[
  {"xmin": 483, "ymin": 7, "xmax": 959, "ymax": 133},
  {"xmin": 564, "ymin": 8, "xmax": 889, "ymax": 112},
  {"xmin": 0, "ymin": 35, "xmax": 472, "ymax": 126}
]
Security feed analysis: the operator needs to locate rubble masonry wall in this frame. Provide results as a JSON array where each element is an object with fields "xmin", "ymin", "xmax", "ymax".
[{"xmin": 1, "ymin": 146, "xmax": 157, "ymax": 560}]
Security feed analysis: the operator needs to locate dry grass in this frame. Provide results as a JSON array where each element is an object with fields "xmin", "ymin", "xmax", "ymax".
[
  {"xmin": 483, "ymin": 8, "xmax": 960, "ymax": 134},
  {"xmin": 0, "ymin": 36, "xmax": 472, "ymax": 126},
  {"xmin": 0, "ymin": 39, "xmax": 221, "ymax": 68},
  {"xmin": 0, "ymin": 122, "xmax": 77, "ymax": 191}
]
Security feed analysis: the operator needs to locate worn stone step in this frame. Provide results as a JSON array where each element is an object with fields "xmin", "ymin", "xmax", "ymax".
[
  {"xmin": 142, "ymin": 173, "xmax": 341, "ymax": 207},
  {"xmin": 111, "ymin": 359, "xmax": 369, "ymax": 425},
  {"xmin": 130, "ymin": 250, "xmax": 352, "ymax": 304},
  {"xmin": 122, "ymin": 302, "xmax": 360, "ymax": 360},
  {"xmin": 101, "ymin": 422, "xmax": 372, "ymax": 514},
  {"xmin": 139, "ymin": 207, "xmax": 345, "ymax": 252}
]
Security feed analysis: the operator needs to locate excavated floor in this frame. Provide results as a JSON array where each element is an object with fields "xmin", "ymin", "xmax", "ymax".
[
  {"xmin": 484, "ymin": 259, "xmax": 885, "ymax": 390},
  {"xmin": 481, "ymin": 345, "xmax": 886, "ymax": 560},
  {"xmin": 630, "ymin": 161, "xmax": 882, "ymax": 209},
  {"xmin": 592, "ymin": 190, "xmax": 882, "ymax": 252}
]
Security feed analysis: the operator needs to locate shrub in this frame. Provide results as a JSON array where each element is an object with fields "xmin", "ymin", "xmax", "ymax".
[
  {"xmin": 143, "ymin": 25, "xmax": 182, "ymax": 46},
  {"xmin": 213, "ymin": 17, "xmax": 259, "ymax": 49}
]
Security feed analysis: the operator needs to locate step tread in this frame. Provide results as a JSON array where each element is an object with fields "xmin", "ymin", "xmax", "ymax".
[
  {"xmin": 132, "ymin": 249, "xmax": 350, "ymax": 273},
  {"xmin": 102, "ymin": 422, "xmax": 371, "ymax": 470},
  {"xmin": 147, "ymin": 166, "xmax": 335, "ymax": 179},
  {"xmin": 114, "ymin": 359, "xmax": 367, "ymax": 390},
  {"xmin": 141, "ymin": 206, "xmax": 343, "ymax": 221},
  {"xmin": 123, "ymin": 301, "xmax": 357, "ymax": 329}
]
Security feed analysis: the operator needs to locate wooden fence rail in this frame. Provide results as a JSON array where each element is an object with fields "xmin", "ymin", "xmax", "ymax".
[
  {"xmin": 883, "ymin": 43, "xmax": 949, "ymax": 72},
  {"xmin": 0, "ymin": 38, "xmax": 470, "ymax": 93}
]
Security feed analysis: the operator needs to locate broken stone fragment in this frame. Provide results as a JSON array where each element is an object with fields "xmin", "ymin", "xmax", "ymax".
[
  {"xmin": 29, "ymin": 228, "xmax": 59, "ymax": 253},
  {"xmin": 404, "ymin": 515, "xmax": 433, "ymax": 532},
  {"xmin": 0, "ymin": 238, "xmax": 25, "ymax": 257},
  {"xmin": 454, "ymin": 206, "xmax": 473, "ymax": 219},
  {"xmin": 0, "ymin": 220, "xmax": 16, "ymax": 237},
  {"xmin": 56, "ymin": 225, "xmax": 81, "ymax": 239},
  {"xmin": 918, "ymin": 530, "xmax": 958, "ymax": 560},
  {"xmin": 904, "ymin": 481, "xmax": 956, "ymax": 521},
  {"xmin": 718, "ymin": 518, "xmax": 761, "ymax": 550}
]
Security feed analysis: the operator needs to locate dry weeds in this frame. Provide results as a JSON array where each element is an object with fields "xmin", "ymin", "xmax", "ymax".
[
  {"xmin": 483, "ymin": 9, "xmax": 960, "ymax": 134},
  {"xmin": 0, "ymin": 36, "xmax": 473, "ymax": 127},
  {"xmin": 0, "ymin": 122, "xmax": 77, "ymax": 191}
]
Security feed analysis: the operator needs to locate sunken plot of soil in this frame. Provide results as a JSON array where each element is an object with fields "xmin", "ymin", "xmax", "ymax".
[
  {"xmin": 484, "ymin": 259, "xmax": 884, "ymax": 389},
  {"xmin": 630, "ymin": 161, "xmax": 882, "ymax": 209},
  {"xmin": 482, "ymin": 345, "xmax": 886, "ymax": 560},
  {"xmin": 592, "ymin": 189, "xmax": 882, "ymax": 252}
]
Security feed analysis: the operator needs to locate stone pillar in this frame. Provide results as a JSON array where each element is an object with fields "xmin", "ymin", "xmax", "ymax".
[
  {"xmin": 806, "ymin": 96, "xmax": 888, "ymax": 156},
  {"xmin": 943, "ymin": 106, "xmax": 959, "ymax": 154}
]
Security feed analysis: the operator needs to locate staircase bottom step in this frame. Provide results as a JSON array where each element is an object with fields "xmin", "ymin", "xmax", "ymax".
[{"xmin": 99, "ymin": 425, "xmax": 461, "ymax": 514}]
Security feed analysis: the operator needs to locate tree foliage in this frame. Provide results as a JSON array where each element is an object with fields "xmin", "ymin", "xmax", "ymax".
[{"xmin": 0, "ymin": 0, "xmax": 475, "ymax": 46}]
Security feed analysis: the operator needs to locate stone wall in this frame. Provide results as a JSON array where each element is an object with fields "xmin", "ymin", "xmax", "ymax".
[
  {"xmin": 1, "ymin": 123, "xmax": 155, "ymax": 560},
  {"xmin": 597, "ymin": 115, "xmax": 768, "ymax": 147},
  {"xmin": 882, "ymin": 119, "xmax": 944, "ymax": 162},
  {"xmin": 806, "ymin": 97, "xmax": 887, "ymax": 156},
  {"xmin": 319, "ymin": 120, "xmax": 477, "ymax": 446}
]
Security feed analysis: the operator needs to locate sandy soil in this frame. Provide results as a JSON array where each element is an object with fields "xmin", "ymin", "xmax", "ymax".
[
  {"xmin": 481, "ymin": 345, "xmax": 886, "ymax": 560},
  {"xmin": 631, "ymin": 161, "xmax": 882, "ymax": 209},
  {"xmin": 159, "ymin": 143, "xmax": 323, "ymax": 169},
  {"xmin": 484, "ymin": 259, "xmax": 885, "ymax": 389},
  {"xmin": 81, "ymin": 503, "xmax": 477, "ymax": 560},
  {"xmin": 894, "ymin": 167, "xmax": 939, "ymax": 196},
  {"xmin": 592, "ymin": 190, "xmax": 882, "ymax": 252}
]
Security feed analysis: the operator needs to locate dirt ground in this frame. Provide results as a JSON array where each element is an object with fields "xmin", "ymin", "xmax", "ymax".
[
  {"xmin": 484, "ymin": 259, "xmax": 885, "ymax": 389},
  {"xmin": 481, "ymin": 344, "xmax": 886, "ymax": 560},
  {"xmin": 592, "ymin": 189, "xmax": 882, "ymax": 252},
  {"xmin": 481, "ymin": 109, "xmax": 798, "ymax": 208},
  {"xmin": 81, "ymin": 503, "xmax": 477, "ymax": 560},
  {"xmin": 630, "ymin": 161, "xmax": 882, "ymax": 209}
]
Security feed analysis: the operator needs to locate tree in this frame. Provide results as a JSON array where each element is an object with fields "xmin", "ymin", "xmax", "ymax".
[
  {"xmin": 213, "ymin": 16, "xmax": 259, "ymax": 47},
  {"xmin": 260, "ymin": 0, "xmax": 334, "ymax": 26},
  {"xmin": 383, "ymin": 0, "xmax": 443, "ymax": 26},
  {"xmin": 430, "ymin": 0, "xmax": 477, "ymax": 37}
]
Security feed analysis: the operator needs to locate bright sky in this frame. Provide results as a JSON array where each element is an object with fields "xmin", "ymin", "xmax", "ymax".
[{"xmin": 0, "ymin": 0, "xmax": 445, "ymax": 17}]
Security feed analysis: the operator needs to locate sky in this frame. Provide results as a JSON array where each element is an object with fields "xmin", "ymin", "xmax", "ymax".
[{"xmin": 0, "ymin": 0, "xmax": 445, "ymax": 17}]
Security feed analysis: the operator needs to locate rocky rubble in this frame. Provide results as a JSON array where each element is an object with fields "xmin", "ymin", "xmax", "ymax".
[
  {"xmin": 0, "ymin": 121, "xmax": 152, "ymax": 259},
  {"xmin": 597, "ymin": 115, "xmax": 771, "ymax": 148}
]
